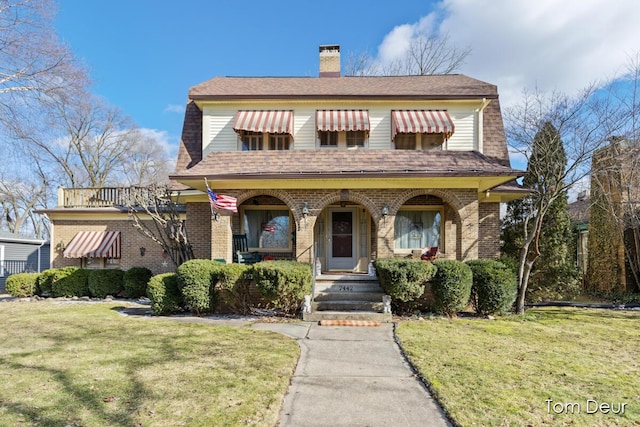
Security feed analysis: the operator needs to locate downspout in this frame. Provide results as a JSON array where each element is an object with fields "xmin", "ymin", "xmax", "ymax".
[{"xmin": 476, "ymin": 98, "xmax": 491, "ymax": 153}]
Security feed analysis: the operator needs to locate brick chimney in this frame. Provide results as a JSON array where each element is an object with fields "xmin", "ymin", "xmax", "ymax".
[{"xmin": 319, "ymin": 45, "xmax": 340, "ymax": 77}]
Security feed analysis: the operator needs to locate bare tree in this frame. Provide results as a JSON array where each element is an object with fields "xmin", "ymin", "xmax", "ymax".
[
  {"xmin": 344, "ymin": 33, "xmax": 471, "ymax": 77},
  {"xmin": 506, "ymin": 86, "xmax": 619, "ymax": 314},
  {"xmin": 127, "ymin": 185, "xmax": 194, "ymax": 267}
]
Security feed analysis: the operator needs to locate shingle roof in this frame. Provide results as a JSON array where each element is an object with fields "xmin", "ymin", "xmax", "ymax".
[
  {"xmin": 189, "ymin": 75, "xmax": 498, "ymax": 100},
  {"xmin": 171, "ymin": 149, "xmax": 520, "ymax": 180}
]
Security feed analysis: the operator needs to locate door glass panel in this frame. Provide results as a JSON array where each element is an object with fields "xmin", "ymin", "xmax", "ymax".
[{"xmin": 332, "ymin": 211, "xmax": 353, "ymax": 258}]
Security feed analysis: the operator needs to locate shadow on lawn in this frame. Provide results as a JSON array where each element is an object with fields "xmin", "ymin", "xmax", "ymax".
[{"xmin": 0, "ymin": 328, "xmax": 185, "ymax": 426}]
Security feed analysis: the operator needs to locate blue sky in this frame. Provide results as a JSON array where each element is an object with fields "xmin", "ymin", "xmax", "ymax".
[{"xmin": 54, "ymin": 0, "xmax": 640, "ymax": 160}]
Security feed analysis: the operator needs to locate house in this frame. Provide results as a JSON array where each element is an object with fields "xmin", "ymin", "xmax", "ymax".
[
  {"xmin": 43, "ymin": 45, "xmax": 523, "ymax": 282},
  {"xmin": 0, "ymin": 231, "xmax": 49, "ymax": 292},
  {"xmin": 170, "ymin": 45, "xmax": 524, "ymax": 271}
]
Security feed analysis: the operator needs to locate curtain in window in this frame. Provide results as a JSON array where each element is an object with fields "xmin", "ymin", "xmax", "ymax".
[
  {"xmin": 243, "ymin": 210, "xmax": 290, "ymax": 249},
  {"xmin": 394, "ymin": 211, "xmax": 441, "ymax": 249}
]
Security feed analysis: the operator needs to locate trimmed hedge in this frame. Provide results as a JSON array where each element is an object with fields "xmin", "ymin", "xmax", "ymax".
[
  {"xmin": 431, "ymin": 259, "xmax": 472, "ymax": 316},
  {"xmin": 124, "ymin": 267, "xmax": 153, "ymax": 298},
  {"xmin": 176, "ymin": 259, "xmax": 223, "ymax": 314},
  {"xmin": 466, "ymin": 259, "xmax": 517, "ymax": 315},
  {"xmin": 214, "ymin": 263, "xmax": 253, "ymax": 314},
  {"xmin": 36, "ymin": 270, "xmax": 57, "ymax": 296},
  {"xmin": 147, "ymin": 273, "xmax": 183, "ymax": 315},
  {"xmin": 88, "ymin": 269, "xmax": 125, "ymax": 298},
  {"xmin": 253, "ymin": 261, "xmax": 312, "ymax": 315},
  {"xmin": 5, "ymin": 273, "xmax": 39, "ymax": 297},
  {"xmin": 52, "ymin": 267, "xmax": 90, "ymax": 297},
  {"xmin": 374, "ymin": 258, "xmax": 437, "ymax": 312}
]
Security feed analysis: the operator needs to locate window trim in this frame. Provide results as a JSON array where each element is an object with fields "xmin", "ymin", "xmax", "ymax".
[
  {"xmin": 393, "ymin": 206, "xmax": 444, "ymax": 254},
  {"xmin": 240, "ymin": 205, "xmax": 293, "ymax": 252}
]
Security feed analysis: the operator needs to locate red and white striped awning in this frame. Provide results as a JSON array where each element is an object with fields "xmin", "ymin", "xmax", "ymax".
[
  {"xmin": 316, "ymin": 110, "xmax": 370, "ymax": 132},
  {"xmin": 391, "ymin": 110, "xmax": 455, "ymax": 139},
  {"xmin": 63, "ymin": 231, "xmax": 121, "ymax": 259},
  {"xmin": 232, "ymin": 110, "xmax": 294, "ymax": 134}
]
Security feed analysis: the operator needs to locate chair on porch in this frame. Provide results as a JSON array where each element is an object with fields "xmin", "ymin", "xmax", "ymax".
[
  {"xmin": 421, "ymin": 246, "xmax": 439, "ymax": 262},
  {"xmin": 232, "ymin": 234, "xmax": 262, "ymax": 264}
]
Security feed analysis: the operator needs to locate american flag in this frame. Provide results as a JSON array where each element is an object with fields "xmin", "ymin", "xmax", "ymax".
[{"xmin": 205, "ymin": 180, "xmax": 237, "ymax": 213}]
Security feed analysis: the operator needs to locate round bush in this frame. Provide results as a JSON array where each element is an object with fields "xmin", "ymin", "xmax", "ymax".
[
  {"xmin": 176, "ymin": 259, "xmax": 223, "ymax": 314},
  {"xmin": 52, "ymin": 267, "xmax": 90, "ymax": 297},
  {"xmin": 431, "ymin": 259, "xmax": 472, "ymax": 316},
  {"xmin": 88, "ymin": 269, "xmax": 125, "ymax": 298},
  {"xmin": 147, "ymin": 273, "xmax": 183, "ymax": 315},
  {"xmin": 36, "ymin": 270, "xmax": 57, "ymax": 296},
  {"xmin": 124, "ymin": 267, "xmax": 153, "ymax": 298},
  {"xmin": 214, "ymin": 263, "xmax": 253, "ymax": 314},
  {"xmin": 374, "ymin": 258, "xmax": 437, "ymax": 312},
  {"xmin": 466, "ymin": 259, "xmax": 517, "ymax": 315},
  {"xmin": 253, "ymin": 261, "xmax": 312, "ymax": 315},
  {"xmin": 5, "ymin": 273, "xmax": 39, "ymax": 297}
]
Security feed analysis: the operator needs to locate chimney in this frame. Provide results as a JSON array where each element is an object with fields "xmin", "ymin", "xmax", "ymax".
[{"xmin": 319, "ymin": 45, "xmax": 340, "ymax": 77}]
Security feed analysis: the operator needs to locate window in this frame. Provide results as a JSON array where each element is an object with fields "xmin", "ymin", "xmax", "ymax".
[
  {"xmin": 421, "ymin": 133, "xmax": 445, "ymax": 150},
  {"xmin": 319, "ymin": 131, "xmax": 338, "ymax": 147},
  {"xmin": 243, "ymin": 208, "xmax": 291, "ymax": 250},
  {"xmin": 269, "ymin": 134, "xmax": 291, "ymax": 150},
  {"xmin": 394, "ymin": 209, "xmax": 442, "ymax": 250},
  {"xmin": 394, "ymin": 134, "xmax": 416, "ymax": 150},
  {"xmin": 347, "ymin": 131, "xmax": 365, "ymax": 148},
  {"xmin": 241, "ymin": 131, "xmax": 263, "ymax": 151},
  {"xmin": 82, "ymin": 257, "xmax": 121, "ymax": 269}
]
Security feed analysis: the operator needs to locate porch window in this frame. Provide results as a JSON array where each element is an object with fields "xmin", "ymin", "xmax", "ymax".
[
  {"xmin": 394, "ymin": 209, "xmax": 442, "ymax": 250},
  {"xmin": 242, "ymin": 208, "xmax": 291, "ymax": 250}
]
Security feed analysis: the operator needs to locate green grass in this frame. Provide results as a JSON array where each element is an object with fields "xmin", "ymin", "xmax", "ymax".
[
  {"xmin": 396, "ymin": 308, "xmax": 640, "ymax": 426},
  {"xmin": 0, "ymin": 301, "xmax": 299, "ymax": 426}
]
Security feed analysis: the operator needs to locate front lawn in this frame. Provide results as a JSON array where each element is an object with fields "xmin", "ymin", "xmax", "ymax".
[
  {"xmin": 0, "ymin": 301, "xmax": 299, "ymax": 426},
  {"xmin": 396, "ymin": 308, "xmax": 640, "ymax": 426}
]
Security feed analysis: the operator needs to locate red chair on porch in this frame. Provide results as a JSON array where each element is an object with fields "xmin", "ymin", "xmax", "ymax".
[{"xmin": 421, "ymin": 246, "xmax": 439, "ymax": 262}]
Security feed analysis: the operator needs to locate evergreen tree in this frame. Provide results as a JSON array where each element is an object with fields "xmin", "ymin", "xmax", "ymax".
[{"xmin": 501, "ymin": 122, "xmax": 580, "ymax": 301}]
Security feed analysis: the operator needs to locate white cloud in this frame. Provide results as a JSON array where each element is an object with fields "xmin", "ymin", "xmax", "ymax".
[
  {"xmin": 137, "ymin": 127, "xmax": 178, "ymax": 159},
  {"xmin": 373, "ymin": 0, "xmax": 640, "ymax": 109},
  {"xmin": 164, "ymin": 104, "xmax": 186, "ymax": 114}
]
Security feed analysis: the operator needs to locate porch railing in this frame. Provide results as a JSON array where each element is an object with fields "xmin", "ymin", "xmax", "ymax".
[{"xmin": 59, "ymin": 187, "xmax": 152, "ymax": 208}]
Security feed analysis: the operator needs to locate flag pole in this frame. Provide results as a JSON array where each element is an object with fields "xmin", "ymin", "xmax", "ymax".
[{"xmin": 204, "ymin": 177, "xmax": 219, "ymax": 221}]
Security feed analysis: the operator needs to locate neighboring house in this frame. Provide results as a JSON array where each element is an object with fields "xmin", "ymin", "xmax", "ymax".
[
  {"xmin": 568, "ymin": 191, "xmax": 590, "ymax": 274},
  {"xmin": 0, "ymin": 231, "xmax": 50, "ymax": 292},
  {"xmin": 44, "ymin": 45, "xmax": 524, "ymax": 276}
]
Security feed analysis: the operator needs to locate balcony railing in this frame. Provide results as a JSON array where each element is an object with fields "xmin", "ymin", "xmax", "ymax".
[{"xmin": 59, "ymin": 187, "xmax": 152, "ymax": 208}]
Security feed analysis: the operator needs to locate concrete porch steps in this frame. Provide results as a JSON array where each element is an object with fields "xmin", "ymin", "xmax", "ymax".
[{"xmin": 303, "ymin": 274, "xmax": 392, "ymax": 323}]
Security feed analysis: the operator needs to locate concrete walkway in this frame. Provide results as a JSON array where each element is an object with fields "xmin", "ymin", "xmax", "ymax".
[{"xmin": 254, "ymin": 322, "xmax": 451, "ymax": 427}]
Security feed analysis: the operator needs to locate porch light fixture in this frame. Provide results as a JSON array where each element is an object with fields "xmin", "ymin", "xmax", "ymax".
[
  {"xmin": 140, "ymin": 247, "xmax": 146, "ymax": 257},
  {"xmin": 302, "ymin": 202, "xmax": 309, "ymax": 217},
  {"xmin": 381, "ymin": 204, "xmax": 389, "ymax": 217},
  {"xmin": 56, "ymin": 240, "xmax": 66, "ymax": 252}
]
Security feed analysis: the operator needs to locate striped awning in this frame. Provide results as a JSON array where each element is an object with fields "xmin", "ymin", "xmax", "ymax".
[
  {"xmin": 63, "ymin": 231, "xmax": 121, "ymax": 259},
  {"xmin": 232, "ymin": 110, "xmax": 294, "ymax": 134},
  {"xmin": 391, "ymin": 110, "xmax": 455, "ymax": 139},
  {"xmin": 316, "ymin": 110, "xmax": 370, "ymax": 132}
]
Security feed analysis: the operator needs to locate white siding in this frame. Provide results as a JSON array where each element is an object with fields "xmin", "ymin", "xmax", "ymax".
[{"xmin": 200, "ymin": 100, "xmax": 481, "ymax": 154}]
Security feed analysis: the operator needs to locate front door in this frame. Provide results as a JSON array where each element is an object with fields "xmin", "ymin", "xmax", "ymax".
[{"xmin": 327, "ymin": 208, "xmax": 357, "ymax": 270}]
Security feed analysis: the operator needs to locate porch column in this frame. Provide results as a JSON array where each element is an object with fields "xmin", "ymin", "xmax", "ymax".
[
  {"xmin": 295, "ymin": 215, "xmax": 316, "ymax": 263},
  {"xmin": 211, "ymin": 211, "xmax": 233, "ymax": 262},
  {"xmin": 459, "ymin": 200, "xmax": 479, "ymax": 260},
  {"xmin": 376, "ymin": 215, "xmax": 394, "ymax": 259}
]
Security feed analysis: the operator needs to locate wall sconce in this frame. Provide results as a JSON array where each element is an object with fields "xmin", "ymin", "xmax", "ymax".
[
  {"xmin": 56, "ymin": 240, "xmax": 66, "ymax": 252},
  {"xmin": 381, "ymin": 204, "xmax": 389, "ymax": 224},
  {"xmin": 140, "ymin": 247, "xmax": 146, "ymax": 257},
  {"xmin": 302, "ymin": 202, "xmax": 309, "ymax": 217}
]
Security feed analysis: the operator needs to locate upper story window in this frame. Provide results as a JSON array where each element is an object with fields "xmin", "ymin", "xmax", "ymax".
[
  {"xmin": 316, "ymin": 110, "xmax": 370, "ymax": 149},
  {"xmin": 233, "ymin": 110, "xmax": 293, "ymax": 151},
  {"xmin": 391, "ymin": 110, "xmax": 454, "ymax": 150}
]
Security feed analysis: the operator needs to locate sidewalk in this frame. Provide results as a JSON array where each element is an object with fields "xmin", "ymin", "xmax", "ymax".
[{"xmin": 254, "ymin": 322, "xmax": 451, "ymax": 427}]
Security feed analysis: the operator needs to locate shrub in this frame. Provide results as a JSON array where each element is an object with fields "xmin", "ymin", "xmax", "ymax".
[
  {"xmin": 253, "ymin": 261, "xmax": 312, "ymax": 315},
  {"xmin": 374, "ymin": 258, "xmax": 437, "ymax": 312},
  {"xmin": 147, "ymin": 273, "xmax": 183, "ymax": 315},
  {"xmin": 431, "ymin": 259, "xmax": 472, "ymax": 316},
  {"xmin": 466, "ymin": 259, "xmax": 517, "ymax": 315},
  {"xmin": 88, "ymin": 269, "xmax": 125, "ymax": 298},
  {"xmin": 36, "ymin": 269, "xmax": 57, "ymax": 296},
  {"xmin": 5, "ymin": 273, "xmax": 39, "ymax": 297},
  {"xmin": 124, "ymin": 267, "xmax": 153, "ymax": 298},
  {"xmin": 214, "ymin": 263, "xmax": 253, "ymax": 314},
  {"xmin": 52, "ymin": 267, "xmax": 90, "ymax": 297},
  {"xmin": 176, "ymin": 259, "xmax": 223, "ymax": 314}
]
